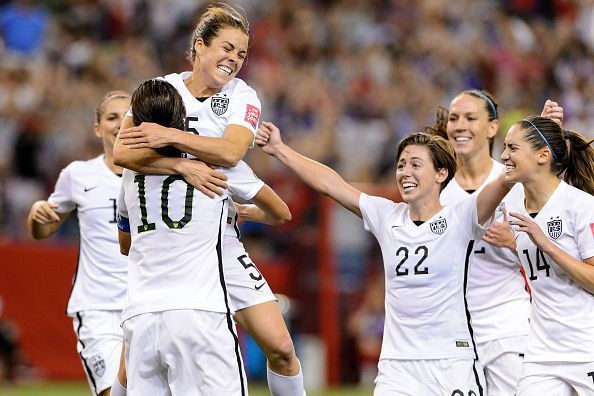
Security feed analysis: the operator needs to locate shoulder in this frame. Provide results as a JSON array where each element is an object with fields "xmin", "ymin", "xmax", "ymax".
[
  {"xmin": 360, "ymin": 193, "xmax": 402, "ymax": 213},
  {"xmin": 563, "ymin": 182, "xmax": 594, "ymax": 208},
  {"xmin": 227, "ymin": 78, "xmax": 258, "ymax": 98},
  {"xmin": 62, "ymin": 156, "xmax": 101, "ymax": 174}
]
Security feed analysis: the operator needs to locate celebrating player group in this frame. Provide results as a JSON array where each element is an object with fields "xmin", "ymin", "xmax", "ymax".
[{"xmin": 27, "ymin": 3, "xmax": 593, "ymax": 396}]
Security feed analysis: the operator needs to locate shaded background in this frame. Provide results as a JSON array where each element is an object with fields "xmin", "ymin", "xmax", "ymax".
[{"xmin": 1, "ymin": 0, "xmax": 593, "ymax": 390}]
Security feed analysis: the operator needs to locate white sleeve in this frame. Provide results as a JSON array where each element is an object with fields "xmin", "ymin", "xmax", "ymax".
[
  {"xmin": 48, "ymin": 165, "xmax": 76, "ymax": 213},
  {"xmin": 575, "ymin": 195, "xmax": 594, "ymax": 260},
  {"xmin": 227, "ymin": 85, "xmax": 261, "ymax": 139},
  {"xmin": 117, "ymin": 182, "xmax": 128, "ymax": 218},
  {"xmin": 224, "ymin": 160, "xmax": 265, "ymax": 201},
  {"xmin": 360, "ymin": 193, "xmax": 394, "ymax": 236},
  {"xmin": 451, "ymin": 194, "xmax": 490, "ymax": 241}
]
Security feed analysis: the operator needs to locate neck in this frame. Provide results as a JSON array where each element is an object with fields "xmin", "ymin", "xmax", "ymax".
[
  {"xmin": 455, "ymin": 152, "xmax": 493, "ymax": 190},
  {"xmin": 184, "ymin": 71, "xmax": 220, "ymax": 98},
  {"xmin": 407, "ymin": 197, "xmax": 442, "ymax": 222},
  {"xmin": 522, "ymin": 175, "xmax": 560, "ymax": 212},
  {"xmin": 103, "ymin": 153, "xmax": 123, "ymax": 175}
]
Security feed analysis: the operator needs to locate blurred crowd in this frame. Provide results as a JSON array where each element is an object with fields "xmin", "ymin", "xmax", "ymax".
[{"xmin": 2, "ymin": 0, "xmax": 594, "ymax": 384}]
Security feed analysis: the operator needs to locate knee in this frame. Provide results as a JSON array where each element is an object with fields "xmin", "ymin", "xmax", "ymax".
[{"xmin": 266, "ymin": 336, "xmax": 297, "ymax": 368}]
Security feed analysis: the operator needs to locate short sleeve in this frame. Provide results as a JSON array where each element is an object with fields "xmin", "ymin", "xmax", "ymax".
[
  {"xmin": 451, "ymin": 194, "xmax": 489, "ymax": 241},
  {"xmin": 48, "ymin": 165, "xmax": 76, "ymax": 213},
  {"xmin": 574, "ymin": 195, "xmax": 594, "ymax": 260},
  {"xmin": 224, "ymin": 160, "xmax": 265, "ymax": 201},
  {"xmin": 227, "ymin": 85, "xmax": 261, "ymax": 139},
  {"xmin": 360, "ymin": 193, "xmax": 395, "ymax": 237},
  {"xmin": 117, "ymin": 182, "xmax": 128, "ymax": 218}
]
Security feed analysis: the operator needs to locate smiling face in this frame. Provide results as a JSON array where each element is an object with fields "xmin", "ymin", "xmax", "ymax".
[
  {"xmin": 500, "ymin": 124, "xmax": 542, "ymax": 184},
  {"xmin": 396, "ymin": 144, "xmax": 447, "ymax": 204},
  {"xmin": 447, "ymin": 93, "xmax": 498, "ymax": 159},
  {"xmin": 94, "ymin": 96, "xmax": 130, "ymax": 155},
  {"xmin": 193, "ymin": 27, "xmax": 248, "ymax": 89}
]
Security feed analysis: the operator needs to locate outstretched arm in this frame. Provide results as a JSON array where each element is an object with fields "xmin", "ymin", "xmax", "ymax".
[
  {"xmin": 235, "ymin": 185, "xmax": 292, "ymax": 226},
  {"xmin": 27, "ymin": 201, "xmax": 70, "ymax": 239},
  {"xmin": 256, "ymin": 121, "xmax": 362, "ymax": 217},
  {"xmin": 476, "ymin": 172, "xmax": 514, "ymax": 226}
]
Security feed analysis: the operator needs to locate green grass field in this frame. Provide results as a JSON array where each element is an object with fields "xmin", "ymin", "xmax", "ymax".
[{"xmin": 0, "ymin": 382, "xmax": 372, "ymax": 396}]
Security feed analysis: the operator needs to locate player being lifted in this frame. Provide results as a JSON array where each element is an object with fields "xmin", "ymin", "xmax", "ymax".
[
  {"xmin": 256, "ymin": 121, "xmax": 517, "ymax": 395},
  {"xmin": 27, "ymin": 91, "xmax": 131, "ymax": 396},
  {"xmin": 113, "ymin": 4, "xmax": 304, "ymax": 396},
  {"xmin": 502, "ymin": 116, "xmax": 594, "ymax": 396}
]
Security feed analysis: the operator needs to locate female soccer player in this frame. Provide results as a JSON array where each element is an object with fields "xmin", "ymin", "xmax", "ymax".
[
  {"xmin": 501, "ymin": 116, "xmax": 594, "ymax": 396},
  {"xmin": 257, "ymin": 121, "xmax": 514, "ymax": 395},
  {"xmin": 27, "ymin": 91, "xmax": 131, "ymax": 396},
  {"xmin": 112, "ymin": 5, "xmax": 304, "ymax": 395}
]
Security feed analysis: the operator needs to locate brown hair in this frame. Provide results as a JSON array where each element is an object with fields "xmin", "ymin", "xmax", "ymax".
[
  {"xmin": 396, "ymin": 132, "xmax": 458, "ymax": 191},
  {"xmin": 95, "ymin": 90, "xmax": 131, "ymax": 123},
  {"xmin": 517, "ymin": 116, "xmax": 594, "ymax": 195},
  {"xmin": 187, "ymin": 3, "xmax": 249, "ymax": 64},
  {"xmin": 131, "ymin": 79, "xmax": 186, "ymax": 131}
]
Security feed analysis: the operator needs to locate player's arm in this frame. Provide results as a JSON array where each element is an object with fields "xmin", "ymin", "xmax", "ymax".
[
  {"xmin": 113, "ymin": 116, "xmax": 228, "ymax": 197},
  {"xmin": 476, "ymin": 171, "xmax": 514, "ymax": 226},
  {"xmin": 117, "ymin": 118, "xmax": 253, "ymax": 167},
  {"xmin": 257, "ymin": 121, "xmax": 362, "ymax": 218},
  {"xmin": 508, "ymin": 211, "xmax": 594, "ymax": 294},
  {"xmin": 235, "ymin": 185, "xmax": 292, "ymax": 226},
  {"xmin": 27, "ymin": 201, "xmax": 70, "ymax": 239},
  {"xmin": 116, "ymin": 214, "xmax": 131, "ymax": 256}
]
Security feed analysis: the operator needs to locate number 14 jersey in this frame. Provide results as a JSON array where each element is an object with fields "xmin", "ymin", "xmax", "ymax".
[{"xmin": 360, "ymin": 193, "xmax": 487, "ymax": 360}]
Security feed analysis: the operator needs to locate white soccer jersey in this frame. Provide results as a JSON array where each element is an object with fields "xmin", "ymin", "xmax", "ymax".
[
  {"xmin": 48, "ymin": 155, "xmax": 126, "ymax": 315},
  {"xmin": 440, "ymin": 160, "xmax": 531, "ymax": 344},
  {"xmin": 360, "ymin": 193, "xmax": 488, "ymax": 360},
  {"xmin": 162, "ymin": 71, "xmax": 262, "ymax": 238},
  {"xmin": 508, "ymin": 181, "xmax": 594, "ymax": 363},
  {"xmin": 118, "ymin": 160, "xmax": 263, "ymax": 322}
]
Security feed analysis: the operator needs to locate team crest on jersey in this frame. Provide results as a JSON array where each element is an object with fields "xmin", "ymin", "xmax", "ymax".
[
  {"xmin": 211, "ymin": 96, "xmax": 229, "ymax": 116},
  {"xmin": 90, "ymin": 355, "xmax": 106, "ymax": 377},
  {"xmin": 547, "ymin": 219, "xmax": 562, "ymax": 240},
  {"xmin": 429, "ymin": 218, "xmax": 447, "ymax": 235}
]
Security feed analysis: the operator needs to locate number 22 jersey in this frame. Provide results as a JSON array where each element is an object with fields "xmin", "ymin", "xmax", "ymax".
[{"xmin": 360, "ymin": 193, "xmax": 488, "ymax": 360}]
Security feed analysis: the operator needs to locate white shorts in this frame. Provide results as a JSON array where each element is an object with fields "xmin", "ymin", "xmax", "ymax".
[
  {"xmin": 223, "ymin": 238, "xmax": 276, "ymax": 313},
  {"xmin": 374, "ymin": 358, "xmax": 486, "ymax": 396},
  {"xmin": 517, "ymin": 361, "xmax": 594, "ymax": 396},
  {"xmin": 72, "ymin": 310, "xmax": 123, "ymax": 395},
  {"xmin": 123, "ymin": 309, "xmax": 247, "ymax": 396},
  {"xmin": 477, "ymin": 336, "xmax": 526, "ymax": 396}
]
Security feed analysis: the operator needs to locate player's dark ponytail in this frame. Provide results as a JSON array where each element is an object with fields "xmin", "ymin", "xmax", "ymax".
[{"xmin": 563, "ymin": 130, "xmax": 594, "ymax": 195}]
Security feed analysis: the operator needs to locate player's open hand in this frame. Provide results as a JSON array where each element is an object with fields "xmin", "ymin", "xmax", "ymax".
[
  {"xmin": 29, "ymin": 200, "xmax": 60, "ymax": 224},
  {"xmin": 540, "ymin": 100, "xmax": 563, "ymax": 127},
  {"xmin": 118, "ymin": 122, "xmax": 182, "ymax": 149},
  {"xmin": 482, "ymin": 204, "xmax": 516, "ymax": 251},
  {"xmin": 179, "ymin": 159, "xmax": 228, "ymax": 198},
  {"xmin": 256, "ymin": 121, "xmax": 284, "ymax": 156},
  {"xmin": 508, "ymin": 212, "xmax": 551, "ymax": 251}
]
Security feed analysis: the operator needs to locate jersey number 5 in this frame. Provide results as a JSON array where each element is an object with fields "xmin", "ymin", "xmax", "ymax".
[
  {"xmin": 134, "ymin": 174, "xmax": 193, "ymax": 233},
  {"xmin": 395, "ymin": 245, "xmax": 429, "ymax": 276}
]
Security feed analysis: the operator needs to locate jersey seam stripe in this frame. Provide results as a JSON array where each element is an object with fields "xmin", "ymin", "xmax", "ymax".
[
  {"xmin": 75, "ymin": 312, "xmax": 98, "ymax": 395},
  {"xmin": 216, "ymin": 198, "xmax": 246, "ymax": 395},
  {"xmin": 463, "ymin": 240, "xmax": 484, "ymax": 396},
  {"xmin": 66, "ymin": 244, "xmax": 83, "ymax": 315}
]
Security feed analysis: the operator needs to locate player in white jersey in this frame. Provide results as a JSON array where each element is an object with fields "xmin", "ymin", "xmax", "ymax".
[
  {"xmin": 26, "ymin": 91, "xmax": 131, "ymax": 396},
  {"xmin": 432, "ymin": 89, "xmax": 547, "ymax": 395},
  {"xmin": 501, "ymin": 115, "xmax": 594, "ymax": 396},
  {"xmin": 257, "ymin": 122, "xmax": 518, "ymax": 395},
  {"xmin": 112, "ymin": 5, "xmax": 304, "ymax": 396}
]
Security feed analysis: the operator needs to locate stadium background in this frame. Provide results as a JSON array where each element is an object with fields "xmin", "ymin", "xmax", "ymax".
[{"xmin": 0, "ymin": 0, "xmax": 593, "ymax": 394}]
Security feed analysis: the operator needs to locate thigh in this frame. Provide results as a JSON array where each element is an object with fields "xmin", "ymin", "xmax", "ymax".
[
  {"xmin": 72, "ymin": 310, "xmax": 123, "ymax": 395},
  {"xmin": 563, "ymin": 362, "xmax": 594, "ymax": 396},
  {"xmin": 373, "ymin": 360, "xmax": 420, "ymax": 396},
  {"xmin": 159, "ymin": 310, "xmax": 247, "ymax": 396},
  {"xmin": 435, "ymin": 359, "xmax": 486, "ymax": 396},
  {"xmin": 517, "ymin": 362, "xmax": 573, "ymax": 396},
  {"xmin": 122, "ymin": 314, "xmax": 169, "ymax": 396},
  {"xmin": 484, "ymin": 352, "xmax": 524, "ymax": 396},
  {"xmin": 223, "ymin": 240, "xmax": 276, "ymax": 312}
]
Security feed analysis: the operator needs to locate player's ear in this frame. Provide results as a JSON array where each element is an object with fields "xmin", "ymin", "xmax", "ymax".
[
  {"xmin": 194, "ymin": 37, "xmax": 205, "ymax": 57},
  {"xmin": 436, "ymin": 168, "xmax": 448, "ymax": 184},
  {"xmin": 93, "ymin": 122, "xmax": 101, "ymax": 138}
]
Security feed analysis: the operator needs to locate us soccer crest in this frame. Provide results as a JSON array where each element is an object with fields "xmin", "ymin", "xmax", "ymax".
[
  {"xmin": 547, "ymin": 219, "xmax": 562, "ymax": 240},
  {"xmin": 430, "ymin": 218, "xmax": 447, "ymax": 235},
  {"xmin": 211, "ymin": 96, "xmax": 229, "ymax": 116},
  {"xmin": 90, "ymin": 355, "xmax": 106, "ymax": 377}
]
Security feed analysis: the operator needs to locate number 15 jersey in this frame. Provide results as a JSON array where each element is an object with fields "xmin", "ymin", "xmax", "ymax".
[
  {"xmin": 118, "ymin": 161, "xmax": 263, "ymax": 322},
  {"xmin": 360, "ymin": 193, "xmax": 488, "ymax": 360}
]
